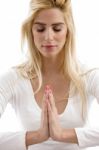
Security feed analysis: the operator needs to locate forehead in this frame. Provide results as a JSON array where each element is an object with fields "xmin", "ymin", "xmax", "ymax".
[{"xmin": 34, "ymin": 8, "xmax": 65, "ymax": 24}]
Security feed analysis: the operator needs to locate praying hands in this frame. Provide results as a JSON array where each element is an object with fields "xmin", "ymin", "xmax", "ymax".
[
  {"xmin": 26, "ymin": 85, "xmax": 78, "ymax": 146},
  {"xmin": 38, "ymin": 85, "xmax": 78, "ymax": 143},
  {"xmin": 39, "ymin": 85, "xmax": 64, "ymax": 141}
]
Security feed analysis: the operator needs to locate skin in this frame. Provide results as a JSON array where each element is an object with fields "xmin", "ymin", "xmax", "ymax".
[
  {"xmin": 32, "ymin": 8, "xmax": 68, "ymax": 141},
  {"xmin": 45, "ymin": 85, "xmax": 63, "ymax": 141},
  {"xmin": 32, "ymin": 8, "xmax": 67, "ymax": 63},
  {"xmin": 26, "ymin": 8, "xmax": 78, "ymax": 146}
]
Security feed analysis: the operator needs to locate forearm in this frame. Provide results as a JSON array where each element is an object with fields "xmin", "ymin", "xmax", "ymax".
[
  {"xmin": 60, "ymin": 128, "xmax": 78, "ymax": 144},
  {"xmin": 25, "ymin": 130, "xmax": 46, "ymax": 147}
]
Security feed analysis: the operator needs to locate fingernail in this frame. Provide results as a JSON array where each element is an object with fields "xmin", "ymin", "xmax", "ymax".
[
  {"xmin": 49, "ymin": 89, "xmax": 52, "ymax": 93},
  {"xmin": 45, "ymin": 85, "xmax": 50, "ymax": 90}
]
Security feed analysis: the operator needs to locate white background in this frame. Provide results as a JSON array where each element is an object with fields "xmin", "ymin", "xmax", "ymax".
[{"xmin": 0, "ymin": 0, "xmax": 99, "ymax": 149}]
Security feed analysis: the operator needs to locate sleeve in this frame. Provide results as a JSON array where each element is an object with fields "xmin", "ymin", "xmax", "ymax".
[
  {"xmin": 0, "ymin": 69, "xmax": 27, "ymax": 150},
  {"xmin": 75, "ymin": 69, "xmax": 99, "ymax": 148},
  {"xmin": 0, "ymin": 132, "xmax": 27, "ymax": 150}
]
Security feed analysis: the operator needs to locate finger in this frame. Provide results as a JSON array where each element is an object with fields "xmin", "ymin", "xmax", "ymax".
[
  {"xmin": 41, "ymin": 102, "xmax": 49, "ymax": 129},
  {"xmin": 47, "ymin": 99, "xmax": 51, "ymax": 113},
  {"xmin": 45, "ymin": 85, "xmax": 57, "ymax": 112},
  {"xmin": 41, "ymin": 86, "xmax": 49, "ymax": 108},
  {"xmin": 47, "ymin": 99, "xmax": 52, "ymax": 123},
  {"xmin": 48, "ymin": 89, "xmax": 56, "ymax": 111},
  {"xmin": 44, "ymin": 90, "xmax": 51, "ymax": 114},
  {"xmin": 41, "ymin": 92, "xmax": 48, "ymax": 121}
]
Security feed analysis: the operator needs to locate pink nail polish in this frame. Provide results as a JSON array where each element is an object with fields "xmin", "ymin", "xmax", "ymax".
[
  {"xmin": 45, "ymin": 85, "xmax": 50, "ymax": 90},
  {"xmin": 49, "ymin": 89, "xmax": 52, "ymax": 93}
]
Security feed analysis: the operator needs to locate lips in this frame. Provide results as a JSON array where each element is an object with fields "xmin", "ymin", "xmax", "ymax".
[{"xmin": 42, "ymin": 45, "xmax": 57, "ymax": 48}]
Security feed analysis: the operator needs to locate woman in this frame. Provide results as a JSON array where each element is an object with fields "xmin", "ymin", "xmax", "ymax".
[{"xmin": 0, "ymin": 0, "xmax": 99, "ymax": 150}]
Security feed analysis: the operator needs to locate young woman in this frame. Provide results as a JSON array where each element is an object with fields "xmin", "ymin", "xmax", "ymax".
[{"xmin": 0, "ymin": 0, "xmax": 99, "ymax": 150}]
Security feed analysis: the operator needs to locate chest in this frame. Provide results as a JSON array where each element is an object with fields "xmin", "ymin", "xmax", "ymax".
[
  {"xmin": 13, "ymin": 77, "xmax": 90, "ymax": 130},
  {"xmin": 16, "ymin": 86, "xmax": 85, "ymax": 130},
  {"xmin": 31, "ymin": 76, "xmax": 70, "ymax": 115}
]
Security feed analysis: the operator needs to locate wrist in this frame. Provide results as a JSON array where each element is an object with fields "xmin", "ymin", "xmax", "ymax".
[
  {"xmin": 25, "ymin": 130, "xmax": 46, "ymax": 147},
  {"xmin": 38, "ymin": 129, "xmax": 49, "ymax": 142},
  {"xmin": 59, "ymin": 128, "xmax": 78, "ymax": 144}
]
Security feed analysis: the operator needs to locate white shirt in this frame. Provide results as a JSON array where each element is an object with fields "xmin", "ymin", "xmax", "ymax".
[{"xmin": 0, "ymin": 68, "xmax": 99, "ymax": 150}]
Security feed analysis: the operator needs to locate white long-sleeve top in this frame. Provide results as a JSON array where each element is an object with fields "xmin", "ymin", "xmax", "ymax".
[{"xmin": 0, "ymin": 68, "xmax": 99, "ymax": 150}]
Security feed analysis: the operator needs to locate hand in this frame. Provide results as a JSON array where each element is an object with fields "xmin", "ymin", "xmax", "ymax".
[
  {"xmin": 46, "ymin": 86, "xmax": 64, "ymax": 141},
  {"xmin": 38, "ymin": 90, "xmax": 50, "ymax": 142},
  {"xmin": 26, "ymin": 86, "xmax": 77, "ymax": 146}
]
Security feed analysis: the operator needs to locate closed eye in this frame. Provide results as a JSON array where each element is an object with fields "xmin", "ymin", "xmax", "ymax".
[
  {"xmin": 53, "ymin": 25, "xmax": 63, "ymax": 32},
  {"xmin": 37, "ymin": 28, "xmax": 45, "ymax": 32},
  {"xmin": 33, "ymin": 23, "xmax": 65, "ymax": 33},
  {"xmin": 53, "ymin": 28, "xmax": 61, "ymax": 32},
  {"xmin": 33, "ymin": 22, "xmax": 65, "ymax": 31},
  {"xmin": 37, "ymin": 28, "xmax": 61, "ymax": 33}
]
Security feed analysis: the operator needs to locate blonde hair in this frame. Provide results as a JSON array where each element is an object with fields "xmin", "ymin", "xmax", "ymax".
[{"xmin": 16, "ymin": 0, "xmax": 88, "ymax": 120}]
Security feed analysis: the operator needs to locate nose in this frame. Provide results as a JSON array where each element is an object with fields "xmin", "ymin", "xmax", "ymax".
[{"xmin": 44, "ymin": 28, "xmax": 54, "ymax": 41}]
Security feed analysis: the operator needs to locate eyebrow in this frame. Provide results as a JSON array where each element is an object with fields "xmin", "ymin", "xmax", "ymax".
[{"xmin": 34, "ymin": 22, "xmax": 65, "ymax": 26}]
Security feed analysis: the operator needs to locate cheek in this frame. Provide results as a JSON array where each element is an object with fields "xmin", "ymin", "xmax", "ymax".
[
  {"xmin": 33, "ymin": 33, "xmax": 41, "ymax": 45},
  {"xmin": 57, "ymin": 32, "xmax": 67, "ymax": 43}
]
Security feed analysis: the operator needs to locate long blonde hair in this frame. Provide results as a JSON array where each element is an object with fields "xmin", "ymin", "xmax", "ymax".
[{"xmin": 16, "ymin": 0, "xmax": 88, "ymax": 120}]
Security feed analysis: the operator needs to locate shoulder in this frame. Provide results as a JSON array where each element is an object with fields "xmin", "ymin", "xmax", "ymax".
[
  {"xmin": 81, "ymin": 65, "xmax": 99, "ymax": 94},
  {"xmin": 79, "ymin": 62, "xmax": 99, "ymax": 86},
  {"xmin": 0, "ymin": 67, "xmax": 25, "ymax": 86},
  {"xmin": 86, "ymin": 68, "xmax": 99, "ymax": 85},
  {"xmin": 79, "ymin": 62, "xmax": 99, "ymax": 77}
]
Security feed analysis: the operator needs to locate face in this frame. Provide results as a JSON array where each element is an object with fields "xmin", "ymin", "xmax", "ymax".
[{"xmin": 32, "ymin": 8, "xmax": 67, "ymax": 58}]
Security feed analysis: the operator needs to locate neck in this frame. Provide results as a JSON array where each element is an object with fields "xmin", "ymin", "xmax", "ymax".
[{"xmin": 42, "ymin": 54, "xmax": 64, "ymax": 76}]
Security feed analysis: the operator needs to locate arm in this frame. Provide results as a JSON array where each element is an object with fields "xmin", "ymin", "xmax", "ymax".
[
  {"xmin": 26, "ymin": 130, "xmax": 41, "ymax": 146},
  {"xmin": 0, "ymin": 69, "xmax": 49, "ymax": 149},
  {"xmin": 46, "ymin": 82, "xmax": 99, "ymax": 148},
  {"xmin": 56, "ymin": 127, "xmax": 99, "ymax": 148},
  {"xmin": 25, "ymin": 128, "xmax": 78, "ymax": 147},
  {"xmin": 73, "ymin": 69, "xmax": 99, "ymax": 148},
  {"xmin": 60, "ymin": 128, "xmax": 78, "ymax": 144},
  {"xmin": 26, "ymin": 92, "xmax": 50, "ymax": 147},
  {"xmin": 25, "ymin": 129, "xmax": 48, "ymax": 147},
  {"xmin": 0, "ymin": 69, "xmax": 27, "ymax": 150},
  {"xmin": 54, "ymin": 127, "xmax": 99, "ymax": 148},
  {"xmin": 75, "ymin": 127, "xmax": 99, "ymax": 148},
  {"xmin": 0, "ymin": 132, "xmax": 26, "ymax": 150}
]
